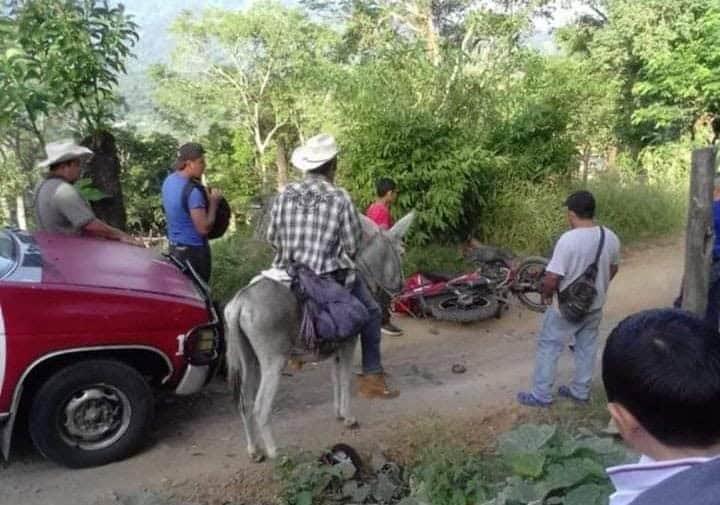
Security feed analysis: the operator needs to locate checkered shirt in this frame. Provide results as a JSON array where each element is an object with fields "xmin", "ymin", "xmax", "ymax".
[{"xmin": 267, "ymin": 175, "xmax": 362, "ymax": 275}]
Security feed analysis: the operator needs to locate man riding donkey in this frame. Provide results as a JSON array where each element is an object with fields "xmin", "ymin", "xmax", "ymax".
[{"xmin": 267, "ymin": 133, "xmax": 399, "ymax": 399}]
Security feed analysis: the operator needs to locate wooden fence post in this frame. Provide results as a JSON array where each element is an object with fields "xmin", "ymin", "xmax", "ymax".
[{"xmin": 681, "ymin": 147, "xmax": 717, "ymax": 316}]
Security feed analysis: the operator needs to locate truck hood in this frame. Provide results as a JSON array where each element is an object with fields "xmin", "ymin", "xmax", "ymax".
[{"xmin": 34, "ymin": 232, "xmax": 202, "ymax": 301}]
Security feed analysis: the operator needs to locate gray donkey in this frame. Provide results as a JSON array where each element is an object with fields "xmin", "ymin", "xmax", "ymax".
[{"xmin": 224, "ymin": 213, "xmax": 414, "ymax": 462}]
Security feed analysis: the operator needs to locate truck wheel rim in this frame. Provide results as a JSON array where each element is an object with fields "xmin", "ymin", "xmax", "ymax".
[{"xmin": 59, "ymin": 384, "xmax": 132, "ymax": 451}]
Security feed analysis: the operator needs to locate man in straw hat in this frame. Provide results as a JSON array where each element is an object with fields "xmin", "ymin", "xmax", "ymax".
[
  {"xmin": 34, "ymin": 139, "xmax": 138, "ymax": 244},
  {"xmin": 267, "ymin": 133, "xmax": 398, "ymax": 399}
]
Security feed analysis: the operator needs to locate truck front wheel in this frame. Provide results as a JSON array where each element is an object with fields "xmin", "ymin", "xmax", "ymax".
[{"xmin": 29, "ymin": 359, "xmax": 154, "ymax": 468}]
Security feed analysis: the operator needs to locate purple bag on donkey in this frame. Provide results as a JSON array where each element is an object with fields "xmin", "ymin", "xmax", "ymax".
[{"xmin": 290, "ymin": 264, "xmax": 369, "ymax": 351}]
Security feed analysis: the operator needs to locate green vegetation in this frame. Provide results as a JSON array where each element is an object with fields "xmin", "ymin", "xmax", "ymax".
[
  {"xmin": 2, "ymin": 0, "xmax": 710, "ymax": 254},
  {"xmin": 275, "ymin": 422, "xmax": 632, "ymax": 505}
]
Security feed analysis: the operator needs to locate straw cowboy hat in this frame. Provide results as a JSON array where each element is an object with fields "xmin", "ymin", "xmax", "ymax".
[
  {"xmin": 290, "ymin": 133, "xmax": 339, "ymax": 172},
  {"xmin": 37, "ymin": 139, "xmax": 93, "ymax": 168}
]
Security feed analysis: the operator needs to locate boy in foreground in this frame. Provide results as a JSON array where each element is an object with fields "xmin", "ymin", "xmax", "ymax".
[{"xmin": 603, "ymin": 308, "xmax": 720, "ymax": 505}]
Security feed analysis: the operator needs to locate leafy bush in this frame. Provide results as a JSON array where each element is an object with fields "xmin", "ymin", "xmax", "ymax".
[
  {"xmin": 403, "ymin": 243, "xmax": 466, "ymax": 276},
  {"xmin": 408, "ymin": 424, "xmax": 632, "ymax": 505},
  {"xmin": 478, "ymin": 180, "xmax": 567, "ymax": 257},
  {"xmin": 490, "ymin": 424, "xmax": 631, "ymax": 505},
  {"xmin": 210, "ymin": 231, "xmax": 273, "ymax": 305},
  {"xmin": 409, "ymin": 447, "xmax": 499, "ymax": 505},
  {"xmin": 275, "ymin": 451, "xmax": 347, "ymax": 505},
  {"xmin": 115, "ymin": 128, "xmax": 178, "ymax": 235}
]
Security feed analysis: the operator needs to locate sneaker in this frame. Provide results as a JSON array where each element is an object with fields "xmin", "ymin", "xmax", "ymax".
[
  {"xmin": 557, "ymin": 385, "xmax": 589, "ymax": 404},
  {"xmin": 517, "ymin": 391, "xmax": 552, "ymax": 408},
  {"xmin": 381, "ymin": 322, "xmax": 403, "ymax": 336}
]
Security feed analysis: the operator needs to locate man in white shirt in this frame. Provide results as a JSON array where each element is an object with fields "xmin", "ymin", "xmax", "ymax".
[
  {"xmin": 602, "ymin": 309, "xmax": 720, "ymax": 505},
  {"xmin": 518, "ymin": 190, "xmax": 620, "ymax": 407}
]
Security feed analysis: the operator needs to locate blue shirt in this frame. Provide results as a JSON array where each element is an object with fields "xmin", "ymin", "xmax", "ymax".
[
  {"xmin": 161, "ymin": 172, "xmax": 207, "ymax": 246},
  {"xmin": 714, "ymin": 200, "xmax": 720, "ymax": 260}
]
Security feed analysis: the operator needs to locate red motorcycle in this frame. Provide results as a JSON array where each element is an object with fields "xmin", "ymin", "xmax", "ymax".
[{"xmin": 392, "ymin": 248, "xmax": 547, "ymax": 323}]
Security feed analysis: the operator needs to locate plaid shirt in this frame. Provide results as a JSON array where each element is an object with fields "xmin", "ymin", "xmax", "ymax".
[{"xmin": 267, "ymin": 175, "xmax": 362, "ymax": 275}]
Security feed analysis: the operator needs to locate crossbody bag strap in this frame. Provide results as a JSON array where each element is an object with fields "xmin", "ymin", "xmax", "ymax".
[{"xmin": 592, "ymin": 226, "xmax": 605, "ymax": 267}]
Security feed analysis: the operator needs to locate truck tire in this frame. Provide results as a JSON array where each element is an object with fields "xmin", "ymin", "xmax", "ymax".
[{"xmin": 29, "ymin": 359, "xmax": 154, "ymax": 468}]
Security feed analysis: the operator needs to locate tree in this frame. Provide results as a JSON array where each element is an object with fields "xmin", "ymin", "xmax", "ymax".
[
  {"xmin": 0, "ymin": 0, "xmax": 138, "ymax": 228},
  {"xmin": 565, "ymin": 0, "xmax": 720, "ymax": 166},
  {"xmin": 153, "ymin": 3, "xmax": 339, "ymax": 191}
]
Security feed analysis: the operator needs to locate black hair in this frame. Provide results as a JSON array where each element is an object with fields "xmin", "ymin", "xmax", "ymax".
[
  {"xmin": 602, "ymin": 308, "xmax": 720, "ymax": 448},
  {"xmin": 564, "ymin": 190, "xmax": 595, "ymax": 219},
  {"xmin": 310, "ymin": 157, "xmax": 337, "ymax": 177},
  {"xmin": 376, "ymin": 178, "xmax": 396, "ymax": 198},
  {"xmin": 175, "ymin": 142, "xmax": 205, "ymax": 171}
]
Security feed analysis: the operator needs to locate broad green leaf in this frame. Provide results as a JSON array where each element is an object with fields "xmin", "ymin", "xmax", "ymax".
[
  {"xmin": 563, "ymin": 483, "xmax": 611, "ymax": 505},
  {"xmin": 295, "ymin": 490, "xmax": 313, "ymax": 505},
  {"xmin": 498, "ymin": 424, "xmax": 557, "ymax": 456},
  {"xmin": 504, "ymin": 452, "xmax": 547, "ymax": 479},
  {"xmin": 544, "ymin": 458, "xmax": 606, "ymax": 492}
]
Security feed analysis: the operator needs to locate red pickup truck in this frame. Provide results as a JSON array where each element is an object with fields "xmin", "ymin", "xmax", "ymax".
[{"xmin": 0, "ymin": 229, "xmax": 222, "ymax": 468}]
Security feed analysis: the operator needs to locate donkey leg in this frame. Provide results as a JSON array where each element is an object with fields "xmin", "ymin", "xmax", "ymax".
[
  {"xmin": 240, "ymin": 362, "xmax": 263, "ymax": 461},
  {"xmin": 337, "ymin": 340, "xmax": 359, "ymax": 429},
  {"xmin": 254, "ymin": 356, "xmax": 285, "ymax": 459},
  {"xmin": 332, "ymin": 355, "xmax": 342, "ymax": 420},
  {"xmin": 225, "ymin": 297, "xmax": 264, "ymax": 462}
]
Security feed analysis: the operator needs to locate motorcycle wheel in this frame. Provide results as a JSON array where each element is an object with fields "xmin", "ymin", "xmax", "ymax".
[
  {"xmin": 514, "ymin": 256, "xmax": 548, "ymax": 313},
  {"xmin": 427, "ymin": 293, "xmax": 500, "ymax": 323}
]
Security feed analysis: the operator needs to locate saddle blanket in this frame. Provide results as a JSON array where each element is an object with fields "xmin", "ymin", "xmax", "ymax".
[{"xmin": 249, "ymin": 267, "xmax": 292, "ymax": 287}]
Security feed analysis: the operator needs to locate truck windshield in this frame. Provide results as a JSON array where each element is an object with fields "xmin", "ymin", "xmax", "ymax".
[{"xmin": 0, "ymin": 231, "xmax": 17, "ymax": 278}]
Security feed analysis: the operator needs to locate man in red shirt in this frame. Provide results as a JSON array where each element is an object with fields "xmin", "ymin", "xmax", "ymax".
[{"xmin": 366, "ymin": 178, "xmax": 404, "ymax": 336}]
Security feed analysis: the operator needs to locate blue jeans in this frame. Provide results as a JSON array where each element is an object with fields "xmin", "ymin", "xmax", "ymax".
[
  {"xmin": 674, "ymin": 260, "xmax": 720, "ymax": 331},
  {"xmin": 705, "ymin": 260, "xmax": 720, "ymax": 332},
  {"xmin": 531, "ymin": 307, "xmax": 603, "ymax": 403},
  {"xmin": 350, "ymin": 275, "xmax": 384, "ymax": 374}
]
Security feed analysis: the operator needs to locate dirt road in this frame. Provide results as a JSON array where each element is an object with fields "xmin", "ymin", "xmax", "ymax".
[{"xmin": 0, "ymin": 236, "xmax": 684, "ymax": 505}]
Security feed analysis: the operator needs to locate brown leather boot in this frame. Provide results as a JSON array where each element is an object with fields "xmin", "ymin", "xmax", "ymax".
[{"xmin": 357, "ymin": 373, "xmax": 399, "ymax": 399}]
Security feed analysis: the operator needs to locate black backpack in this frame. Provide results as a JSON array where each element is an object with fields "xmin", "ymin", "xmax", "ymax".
[
  {"xmin": 181, "ymin": 178, "xmax": 231, "ymax": 240},
  {"xmin": 557, "ymin": 227, "xmax": 605, "ymax": 322}
]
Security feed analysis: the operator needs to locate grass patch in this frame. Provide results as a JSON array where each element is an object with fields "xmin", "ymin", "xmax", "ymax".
[{"xmin": 479, "ymin": 173, "xmax": 687, "ymax": 256}]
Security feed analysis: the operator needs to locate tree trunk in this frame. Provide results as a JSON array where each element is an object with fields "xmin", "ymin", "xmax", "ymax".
[
  {"xmin": 15, "ymin": 195, "xmax": 26, "ymax": 230},
  {"xmin": 275, "ymin": 143, "xmax": 288, "ymax": 191},
  {"xmin": 81, "ymin": 130, "xmax": 127, "ymax": 230},
  {"xmin": 681, "ymin": 147, "xmax": 716, "ymax": 316}
]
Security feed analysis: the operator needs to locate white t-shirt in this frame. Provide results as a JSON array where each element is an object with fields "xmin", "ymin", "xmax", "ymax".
[{"xmin": 546, "ymin": 226, "xmax": 621, "ymax": 311}]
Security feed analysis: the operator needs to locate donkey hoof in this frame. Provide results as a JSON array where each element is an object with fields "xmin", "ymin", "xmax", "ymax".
[
  {"xmin": 343, "ymin": 417, "xmax": 360, "ymax": 429},
  {"xmin": 249, "ymin": 450, "xmax": 266, "ymax": 463}
]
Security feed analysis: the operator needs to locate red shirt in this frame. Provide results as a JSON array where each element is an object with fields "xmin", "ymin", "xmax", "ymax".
[{"xmin": 366, "ymin": 201, "xmax": 393, "ymax": 230}]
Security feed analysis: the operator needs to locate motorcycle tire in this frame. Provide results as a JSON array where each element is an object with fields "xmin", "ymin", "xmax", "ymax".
[
  {"xmin": 427, "ymin": 293, "xmax": 500, "ymax": 323},
  {"xmin": 514, "ymin": 256, "xmax": 548, "ymax": 313}
]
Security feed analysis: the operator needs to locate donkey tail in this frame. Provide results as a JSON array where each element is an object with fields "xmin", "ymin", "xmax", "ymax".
[{"xmin": 224, "ymin": 293, "xmax": 252, "ymax": 409}]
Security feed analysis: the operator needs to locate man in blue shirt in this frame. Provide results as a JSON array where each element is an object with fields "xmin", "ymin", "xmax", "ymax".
[
  {"xmin": 673, "ymin": 176, "xmax": 720, "ymax": 330},
  {"xmin": 704, "ymin": 176, "xmax": 720, "ymax": 330},
  {"xmin": 161, "ymin": 143, "xmax": 222, "ymax": 282}
]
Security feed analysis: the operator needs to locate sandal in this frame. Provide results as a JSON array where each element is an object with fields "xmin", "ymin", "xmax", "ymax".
[
  {"xmin": 558, "ymin": 385, "xmax": 589, "ymax": 404},
  {"xmin": 517, "ymin": 391, "xmax": 552, "ymax": 408}
]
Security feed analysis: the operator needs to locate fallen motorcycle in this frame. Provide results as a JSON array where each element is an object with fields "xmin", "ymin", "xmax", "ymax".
[{"xmin": 392, "ymin": 247, "xmax": 548, "ymax": 323}]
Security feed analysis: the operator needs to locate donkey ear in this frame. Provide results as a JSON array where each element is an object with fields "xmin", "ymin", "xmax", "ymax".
[
  {"xmin": 359, "ymin": 214, "xmax": 379, "ymax": 236},
  {"xmin": 389, "ymin": 211, "xmax": 415, "ymax": 240}
]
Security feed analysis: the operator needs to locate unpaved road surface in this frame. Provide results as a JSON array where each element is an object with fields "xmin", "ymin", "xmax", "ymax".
[{"xmin": 0, "ymin": 236, "xmax": 684, "ymax": 505}]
